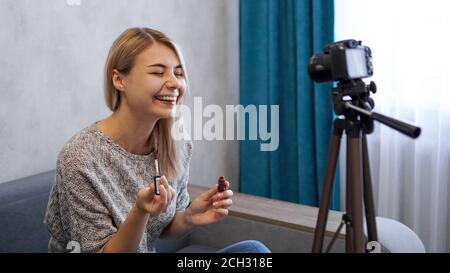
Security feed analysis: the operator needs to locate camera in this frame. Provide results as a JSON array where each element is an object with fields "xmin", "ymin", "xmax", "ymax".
[{"xmin": 308, "ymin": 39, "xmax": 373, "ymax": 83}]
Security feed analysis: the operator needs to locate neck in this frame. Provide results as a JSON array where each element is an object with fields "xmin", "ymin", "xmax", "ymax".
[{"xmin": 99, "ymin": 104, "xmax": 159, "ymax": 155}]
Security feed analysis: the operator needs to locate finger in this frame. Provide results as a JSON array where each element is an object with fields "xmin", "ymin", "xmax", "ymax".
[
  {"xmin": 159, "ymin": 176, "xmax": 172, "ymax": 205},
  {"xmin": 213, "ymin": 199, "xmax": 233, "ymax": 209},
  {"xmin": 159, "ymin": 176, "xmax": 170, "ymax": 192},
  {"xmin": 156, "ymin": 185, "xmax": 168, "ymax": 213},
  {"xmin": 215, "ymin": 190, "xmax": 234, "ymax": 202},
  {"xmin": 147, "ymin": 181, "xmax": 156, "ymax": 200},
  {"xmin": 164, "ymin": 177, "xmax": 177, "ymax": 206},
  {"xmin": 162, "ymin": 186, "xmax": 170, "ymax": 212},
  {"xmin": 213, "ymin": 208, "xmax": 229, "ymax": 217}
]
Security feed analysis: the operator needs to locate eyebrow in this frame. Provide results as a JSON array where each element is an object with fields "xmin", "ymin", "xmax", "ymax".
[{"xmin": 147, "ymin": 63, "xmax": 183, "ymax": 69}]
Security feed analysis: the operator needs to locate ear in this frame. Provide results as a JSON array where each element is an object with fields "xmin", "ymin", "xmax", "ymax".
[{"xmin": 112, "ymin": 69, "xmax": 126, "ymax": 92}]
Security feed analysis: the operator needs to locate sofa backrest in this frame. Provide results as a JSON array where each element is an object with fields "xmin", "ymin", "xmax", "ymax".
[{"xmin": 0, "ymin": 171, "xmax": 55, "ymax": 252}]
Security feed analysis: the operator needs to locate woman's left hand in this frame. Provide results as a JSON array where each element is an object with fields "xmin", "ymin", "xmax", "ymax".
[{"xmin": 185, "ymin": 179, "xmax": 233, "ymax": 227}]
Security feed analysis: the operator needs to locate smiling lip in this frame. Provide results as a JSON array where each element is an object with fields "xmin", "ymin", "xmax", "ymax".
[
  {"xmin": 154, "ymin": 96, "xmax": 177, "ymax": 107},
  {"xmin": 157, "ymin": 100, "xmax": 175, "ymax": 106}
]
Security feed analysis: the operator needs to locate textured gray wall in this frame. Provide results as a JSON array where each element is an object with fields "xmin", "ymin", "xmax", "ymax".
[{"xmin": 0, "ymin": 0, "xmax": 239, "ymax": 190}]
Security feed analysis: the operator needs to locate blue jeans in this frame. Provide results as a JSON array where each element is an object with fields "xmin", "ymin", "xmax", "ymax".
[{"xmin": 216, "ymin": 240, "xmax": 271, "ymax": 253}]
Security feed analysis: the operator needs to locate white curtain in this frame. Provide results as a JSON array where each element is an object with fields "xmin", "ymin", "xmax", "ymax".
[{"xmin": 335, "ymin": 0, "xmax": 450, "ymax": 252}]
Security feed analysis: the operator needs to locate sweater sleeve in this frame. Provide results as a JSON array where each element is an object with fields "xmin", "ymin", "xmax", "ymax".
[{"xmin": 45, "ymin": 158, "xmax": 117, "ymax": 253}]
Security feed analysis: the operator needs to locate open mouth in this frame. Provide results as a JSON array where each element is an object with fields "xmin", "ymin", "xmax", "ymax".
[{"xmin": 154, "ymin": 95, "xmax": 178, "ymax": 104}]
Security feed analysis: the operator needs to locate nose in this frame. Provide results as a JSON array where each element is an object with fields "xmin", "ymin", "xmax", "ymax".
[{"xmin": 165, "ymin": 73, "xmax": 182, "ymax": 90}]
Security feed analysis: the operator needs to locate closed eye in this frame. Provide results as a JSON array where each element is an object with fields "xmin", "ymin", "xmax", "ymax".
[
  {"xmin": 174, "ymin": 69, "xmax": 184, "ymax": 77},
  {"xmin": 149, "ymin": 72, "xmax": 164, "ymax": 76}
]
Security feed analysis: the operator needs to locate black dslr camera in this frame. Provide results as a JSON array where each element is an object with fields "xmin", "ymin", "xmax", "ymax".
[{"xmin": 308, "ymin": 39, "xmax": 373, "ymax": 83}]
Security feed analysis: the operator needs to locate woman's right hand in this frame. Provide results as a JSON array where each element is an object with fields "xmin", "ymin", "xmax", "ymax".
[{"xmin": 135, "ymin": 176, "xmax": 176, "ymax": 216}]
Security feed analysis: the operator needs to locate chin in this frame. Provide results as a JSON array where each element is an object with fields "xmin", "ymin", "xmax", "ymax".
[{"xmin": 150, "ymin": 109, "xmax": 176, "ymax": 120}]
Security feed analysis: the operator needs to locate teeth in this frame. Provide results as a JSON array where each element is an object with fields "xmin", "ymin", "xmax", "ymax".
[{"xmin": 156, "ymin": 96, "xmax": 177, "ymax": 102}]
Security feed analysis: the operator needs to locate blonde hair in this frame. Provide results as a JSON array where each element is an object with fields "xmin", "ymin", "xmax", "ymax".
[{"xmin": 104, "ymin": 27, "xmax": 190, "ymax": 180}]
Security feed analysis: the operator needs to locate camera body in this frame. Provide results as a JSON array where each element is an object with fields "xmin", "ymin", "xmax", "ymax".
[{"xmin": 308, "ymin": 39, "xmax": 373, "ymax": 83}]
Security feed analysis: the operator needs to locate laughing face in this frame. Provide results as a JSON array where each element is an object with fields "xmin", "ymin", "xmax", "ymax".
[{"xmin": 112, "ymin": 43, "xmax": 186, "ymax": 119}]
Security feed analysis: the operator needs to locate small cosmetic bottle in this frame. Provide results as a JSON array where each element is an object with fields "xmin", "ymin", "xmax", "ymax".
[
  {"xmin": 218, "ymin": 176, "xmax": 226, "ymax": 192},
  {"xmin": 153, "ymin": 156, "xmax": 161, "ymax": 195}
]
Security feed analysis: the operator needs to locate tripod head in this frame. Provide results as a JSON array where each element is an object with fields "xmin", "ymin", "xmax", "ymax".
[{"xmin": 332, "ymin": 79, "xmax": 421, "ymax": 139}]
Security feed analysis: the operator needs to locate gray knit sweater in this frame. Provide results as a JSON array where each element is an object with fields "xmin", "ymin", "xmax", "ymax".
[{"xmin": 43, "ymin": 123, "xmax": 192, "ymax": 253}]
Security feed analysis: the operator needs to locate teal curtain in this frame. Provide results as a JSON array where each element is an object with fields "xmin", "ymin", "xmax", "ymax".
[{"xmin": 239, "ymin": 0, "xmax": 340, "ymax": 210}]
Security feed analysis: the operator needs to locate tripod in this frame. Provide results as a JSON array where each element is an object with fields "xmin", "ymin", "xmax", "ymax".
[{"xmin": 311, "ymin": 80, "xmax": 421, "ymax": 253}]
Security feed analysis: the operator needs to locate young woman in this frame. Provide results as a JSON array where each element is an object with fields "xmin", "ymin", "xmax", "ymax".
[{"xmin": 44, "ymin": 27, "xmax": 270, "ymax": 253}]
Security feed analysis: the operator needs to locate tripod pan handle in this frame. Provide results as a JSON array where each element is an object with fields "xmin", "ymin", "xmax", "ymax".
[{"xmin": 371, "ymin": 112, "xmax": 421, "ymax": 138}]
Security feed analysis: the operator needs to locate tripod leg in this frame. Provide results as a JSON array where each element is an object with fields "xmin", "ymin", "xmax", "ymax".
[
  {"xmin": 347, "ymin": 126, "xmax": 366, "ymax": 253},
  {"xmin": 312, "ymin": 121, "xmax": 343, "ymax": 253},
  {"xmin": 362, "ymin": 134, "xmax": 378, "ymax": 243},
  {"xmin": 346, "ymin": 162, "xmax": 353, "ymax": 253}
]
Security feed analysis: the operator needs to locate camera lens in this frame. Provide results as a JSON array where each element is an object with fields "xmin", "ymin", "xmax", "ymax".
[{"xmin": 308, "ymin": 54, "xmax": 332, "ymax": 83}]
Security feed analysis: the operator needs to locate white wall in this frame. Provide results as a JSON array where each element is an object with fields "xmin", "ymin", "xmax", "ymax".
[{"xmin": 0, "ymin": 0, "xmax": 240, "ymax": 190}]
